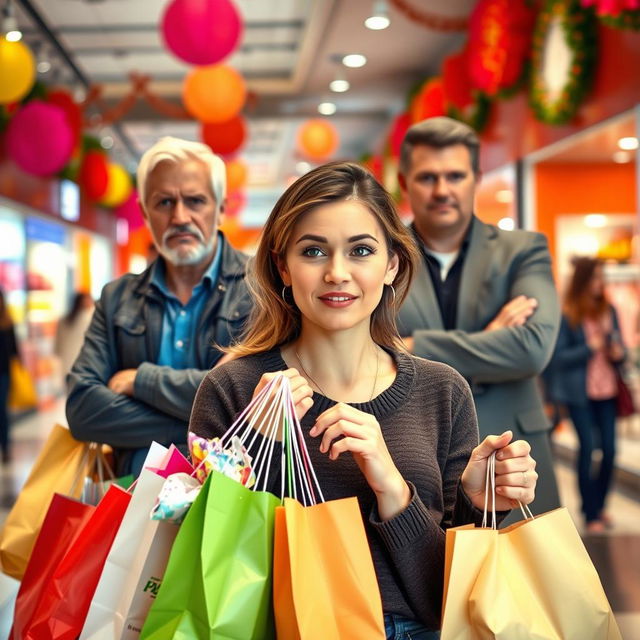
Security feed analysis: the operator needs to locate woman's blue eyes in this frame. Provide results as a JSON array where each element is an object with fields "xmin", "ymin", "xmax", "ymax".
[{"xmin": 301, "ymin": 245, "xmax": 375, "ymax": 258}]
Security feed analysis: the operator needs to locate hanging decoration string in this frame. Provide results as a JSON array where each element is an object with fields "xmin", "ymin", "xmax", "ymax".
[{"xmin": 389, "ymin": 0, "xmax": 469, "ymax": 32}]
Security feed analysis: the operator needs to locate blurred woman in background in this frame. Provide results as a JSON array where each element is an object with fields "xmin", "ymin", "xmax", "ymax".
[
  {"xmin": 54, "ymin": 291, "xmax": 95, "ymax": 385},
  {"xmin": 546, "ymin": 257, "xmax": 626, "ymax": 533},
  {"xmin": 0, "ymin": 288, "xmax": 18, "ymax": 463}
]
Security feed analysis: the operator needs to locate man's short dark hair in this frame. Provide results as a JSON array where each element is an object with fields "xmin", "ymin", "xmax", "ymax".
[{"xmin": 399, "ymin": 116, "xmax": 481, "ymax": 176}]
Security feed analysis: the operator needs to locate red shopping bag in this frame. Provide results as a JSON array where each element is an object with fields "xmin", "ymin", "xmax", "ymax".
[
  {"xmin": 10, "ymin": 494, "xmax": 95, "ymax": 639},
  {"xmin": 20, "ymin": 484, "xmax": 131, "ymax": 640}
]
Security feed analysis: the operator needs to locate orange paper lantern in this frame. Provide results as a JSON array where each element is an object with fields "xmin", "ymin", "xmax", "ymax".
[
  {"xmin": 297, "ymin": 119, "xmax": 339, "ymax": 161},
  {"xmin": 183, "ymin": 64, "xmax": 246, "ymax": 123},
  {"xmin": 225, "ymin": 159, "xmax": 247, "ymax": 192}
]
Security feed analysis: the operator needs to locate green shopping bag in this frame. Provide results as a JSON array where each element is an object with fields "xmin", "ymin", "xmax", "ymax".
[{"xmin": 140, "ymin": 470, "xmax": 280, "ymax": 640}]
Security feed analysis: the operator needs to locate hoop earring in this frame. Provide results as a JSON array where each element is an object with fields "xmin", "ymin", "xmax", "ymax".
[
  {"xmin": 388, "ymin": 284, "xmax": 396, "ymax": 305},
  {"xmin": 281, "ymin": 285, "xmax": 290, "ymax": 303}
]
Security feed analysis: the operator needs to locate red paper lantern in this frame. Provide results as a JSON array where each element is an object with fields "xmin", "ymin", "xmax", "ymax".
[
  {"xmin": 467, "ymin": 0, "xmax": 535, "ymax": 96},
  {"xmin": 78, "ymin": 151, "xmax": 109, "ymax": 201},
  {"xmin": 47, "ymin": 89, "xmax": 83, "ymax": 150},
  {"xmin": 443, "ymin": 49, "xmax": 474, "ymax": 111},
  {"xmin": 297, "ymin": 119, "xmax": 339, "ymax": 161},
  {"xmin": 225, "ymin": 159, "xmax": 248, "ymax": 192},
  {"xmin": 115, "ymin": 189, "xmax": 145, "ymax": 231},
  {"xmin": 410, "ymin": 78, "xmax": 446, "ymax": 123},
  {"xmin": 161, "ymin": 0, "xmax": 243, "ymax": 66},
  {"xmin": 183, "ymin": 64, "xmax": 246, "ymax": 123},
  {"xmin": 389, "ymin": 112, "xmax": 411, "ymax": 159},
  {"xmin": 200, "ymin": 114, "xmax": 247, "ymax": 156},
  {"xmin": 6, "ymin": 101, "xmax": 74, "ymax": 177}
]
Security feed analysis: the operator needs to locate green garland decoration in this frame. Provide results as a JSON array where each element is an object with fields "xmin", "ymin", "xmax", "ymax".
[
  {"xmin": 447, "ymin": 93, "xmax": 492, "ymax": 133},
  {"xmin": 598, "ymin": 10, "xmax": 640, "ymax": 30},
  {"xmin": 529, "ymin": 0, "xmax": 598, "ymax": 125}
]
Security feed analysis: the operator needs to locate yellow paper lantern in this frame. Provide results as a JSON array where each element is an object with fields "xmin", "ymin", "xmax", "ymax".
[
  {"xmin": 101, "ymin": 163, "xmax": 132, "ymax": 208},
  {"xmin": 226, "ymin": 159, "xmax": 247, "ymax": 192},
  {"xmin": 0, "ymin": 37, "xmax": 36, "ymax": 104},
  {"xmin": 297, "ymin": 119, "xmax": 339, "ymax": 160},
  {"xmin": 182, "ymin": 64, "xmax": 246, "ymax": 123}
]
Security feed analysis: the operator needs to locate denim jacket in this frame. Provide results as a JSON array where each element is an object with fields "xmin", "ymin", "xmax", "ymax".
[{"xmin": 66, "ymin": 236, "xmax": 252, "ymax": 472}]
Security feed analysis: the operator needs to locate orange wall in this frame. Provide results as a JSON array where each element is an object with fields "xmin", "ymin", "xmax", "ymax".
[{"xmin": 535, "ymin": 162, "xmax": 637, "ymax": 266}]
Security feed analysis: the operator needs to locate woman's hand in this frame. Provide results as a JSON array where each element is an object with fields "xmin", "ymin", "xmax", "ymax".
[
  {"xmin": 460, "ymin": 431, "xmax": 537, "ymax": 512},
  {"xmin": 252, "ymin": 368, "xmax": 314, "ymax": 429},
  {"xmin": 310, "ymin": 403, "xmax": 410, "ymax": 520}
]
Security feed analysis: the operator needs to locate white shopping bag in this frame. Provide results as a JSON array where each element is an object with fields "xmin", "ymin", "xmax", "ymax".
[
  {"xmin": 120, "ymin": 519, "xmax": 180, "ymax": 638},
  {"xmin": 80, "ymin": 469, "xmax": 166, "ymax": 639}
]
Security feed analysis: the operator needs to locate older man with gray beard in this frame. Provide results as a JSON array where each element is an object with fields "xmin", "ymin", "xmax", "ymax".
[{"xmin": 66, "ymin": 137, "xmax": 252, "ymax": 475}]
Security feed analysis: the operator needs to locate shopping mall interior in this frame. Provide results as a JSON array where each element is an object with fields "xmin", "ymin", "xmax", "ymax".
[{"xmin": 1, "ymin": 0, "xmax": 640, "ymax": 637}]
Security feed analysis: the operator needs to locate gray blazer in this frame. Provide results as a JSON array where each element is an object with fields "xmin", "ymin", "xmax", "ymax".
[
  {"xmin": 66, "ymin": 235, "xmax": 252, "ymax": 473},
  {"xmin": 398, "ymin": 217, "xmax": 561, "ymax": 514}
]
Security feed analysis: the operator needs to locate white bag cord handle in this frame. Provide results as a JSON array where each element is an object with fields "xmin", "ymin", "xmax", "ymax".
[{"xmin": 482, "ymin": 451, "xmax": 534, "ymax": 530}]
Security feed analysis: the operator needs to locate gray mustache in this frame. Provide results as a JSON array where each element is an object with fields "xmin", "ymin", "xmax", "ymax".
[{"xmin": 162, "ymin": 224, "xmax": 205, "ymax": 244}]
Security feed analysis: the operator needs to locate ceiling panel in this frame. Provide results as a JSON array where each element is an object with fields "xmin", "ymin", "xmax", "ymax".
[{"xmin": 14, "ymin": 0, "xmax": 476, "ymax": 187}]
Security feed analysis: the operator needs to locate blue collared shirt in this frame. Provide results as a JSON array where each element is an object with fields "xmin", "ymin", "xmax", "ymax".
[{"xmin": 151, "ymin": 239, "xmax": 223, "ymax": 369}]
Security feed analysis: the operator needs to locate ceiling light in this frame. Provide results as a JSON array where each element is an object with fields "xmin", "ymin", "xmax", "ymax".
[
  {"xmin": 342, "ymin": 54, "xmax": 367, "ymax": 68},
  {"xmin": 100, "ymin": 136, "xmax": 114, "ymax": 150},
  {"xmin": 365, "ymin": 0, "xmax": 390, "ymax": 30},
  {"xmin": 497, "ymin": 217, "xmax": 515, "ymax": 231},
  {"xmin": 613, "ymin": 151, "xmax": 631, "ymax": 163},
  {"xmin": 318, "ymin": 102, "xmax": 336, "ymax": 116},
  {"xmin": 330, "ymin": 78, "xmax": 350, "ymax": 92},
  {"xmin": 618, "ymin": 136, "xmax": 638, "ymax": 150},
  {"xmin": 3, "ymin": 15, "xmax": 21, "ymax": 41},
  {"xmin": 584, "ymin": 214, "xmax": 607, "ymax": 228},
  {"xmin": 37, "ymin": 60, "xmax": 51, "ymax": 73}
]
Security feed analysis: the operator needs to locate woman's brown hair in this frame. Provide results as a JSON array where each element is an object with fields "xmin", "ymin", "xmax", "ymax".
[
  {"xmin": 228, "ymin": 161, "xmax": 420, "ymax": 355},
  {"xmin": 563, "ymin": 256, "xmax": 608, "ymax": 327}
]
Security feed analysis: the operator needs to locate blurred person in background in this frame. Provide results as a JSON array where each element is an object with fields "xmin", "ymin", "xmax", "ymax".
[
  {"xmin": 0, "ymin": 288, "xmax": 18, "ymax": 463},
  {"xmin": 66, "ymin": 137, "xmax": 253, "ymax": 476},
  {"xmin": 545, "ymin": 257, "xmax": 626, "ymax": 533},
  {"xmin": 54, "ymin": 291, "xmax": 95, "ymax": 383},
  {"xmin": 396, "ymin": 117, "xmax": 562, "ymax": 517}
]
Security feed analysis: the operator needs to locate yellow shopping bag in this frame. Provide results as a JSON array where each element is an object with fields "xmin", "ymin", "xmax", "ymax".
[
  {"xmin": 441, "ymin": 455, "xmax": 622, "ymax": 640},
  {"xmin": 8, "ymin": 358, "xmax": 37, "ymax": 411},
  {"xmin": 0, "ymin": 424, "xmax": 95, "ymax": 580}
]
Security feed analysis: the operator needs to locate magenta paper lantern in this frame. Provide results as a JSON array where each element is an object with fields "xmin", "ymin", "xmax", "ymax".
[
  {"xmin": 115, "ymin": 189, "xmax": 145, "ymax": 231},
  {"xmin": 161, "ymin": 0, "xmax": 243, "ymax": 65},
  {"xmin": 6, "ymin": 100, "xmax": 74, "ymax": 177}
]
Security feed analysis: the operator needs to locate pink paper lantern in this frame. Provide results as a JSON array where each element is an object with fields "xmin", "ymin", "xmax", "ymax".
[
  {"xmin": 161, "ymin": 0, "xmax": 243, "ymax": 65},
  {"xmin": 6, "ymin": 100, "xmax": 74, "ymax": 177},
  {"xmin": 115, "ymin": 189, "xmax": 145, "ymax": 231}
]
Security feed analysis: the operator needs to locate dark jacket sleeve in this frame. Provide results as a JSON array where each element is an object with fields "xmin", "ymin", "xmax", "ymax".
[{"xmin": 66, "ymin": 286, "xmax": 188, "ymax": 449}]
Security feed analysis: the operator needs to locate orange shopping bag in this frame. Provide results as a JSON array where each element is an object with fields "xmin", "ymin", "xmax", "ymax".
[{"xmin": 272, "ymin": 375, "xmax": 385, "ymax": 640}]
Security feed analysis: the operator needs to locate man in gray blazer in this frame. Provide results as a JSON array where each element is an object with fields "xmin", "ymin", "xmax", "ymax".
[{"xmin": 397, "ymin": 117, "xmax": 561, "ymax": 514}]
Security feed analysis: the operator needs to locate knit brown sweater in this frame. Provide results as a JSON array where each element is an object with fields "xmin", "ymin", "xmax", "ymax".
[{"xmin": 189, "ymin": 348, "xmax": 485, "ymax": 630}]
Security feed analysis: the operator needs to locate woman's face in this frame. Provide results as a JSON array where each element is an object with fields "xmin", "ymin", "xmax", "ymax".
[{"xmin": 278, "ymin": 199, "xmax": 399, "ymax": 336}]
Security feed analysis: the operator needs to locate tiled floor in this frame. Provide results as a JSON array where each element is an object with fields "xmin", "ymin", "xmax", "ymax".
[{"xmin": 1, "ymin": 401, "xmax": 639, "ymax": 639}]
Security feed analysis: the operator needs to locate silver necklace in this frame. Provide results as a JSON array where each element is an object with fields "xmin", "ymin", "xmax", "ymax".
[{"xmin": 294, "ymin": 346, "xmax": 380, "ymax": 401}]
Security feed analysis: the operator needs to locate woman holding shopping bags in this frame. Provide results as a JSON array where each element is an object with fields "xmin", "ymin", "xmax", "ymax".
[
  {"xmin": 189, "ymin": 162, "xmax": 538, "ymax": 638},
  {"xmin": 545, "ymin": 257, "xmax": 626, "ymax": 533}
]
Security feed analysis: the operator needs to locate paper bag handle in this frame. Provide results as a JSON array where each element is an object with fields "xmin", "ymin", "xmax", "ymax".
[{"xmin": 482, "ymin": 451, "xmax": 534, "ymax": 529}]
